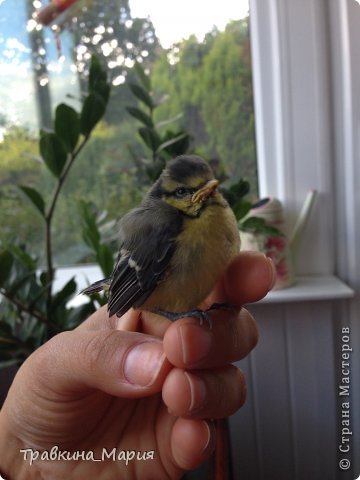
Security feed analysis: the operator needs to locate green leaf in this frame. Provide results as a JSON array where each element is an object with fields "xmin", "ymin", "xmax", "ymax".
[
  {"xmin": 155, "ymin": 113, "xmax": 183, "ymax": 129},
  {"xmin": 0, "ymin": 321, "xmax": 13, "ymax": 336},
  {"xmin": 129, "ymin": 83, "xmax": 153, "ymax": 110},
  {"xmin": 138, "ymin": 127, "xmax": 161, "ymax": 152},
  {"xmin": 157, "ymin": 132, "xmax": 190, "ymax": 155},
  {"xmin": 80, "ymin": 93, "xmax": 106, "ymax": 136},
  {"xmin": 264, "ymin": 225, "xmax": 283, "ymax": 236},
  {"xmin": 0, "ymin": 358, "xmax": 21, "ymax": 369},
  {"xmin": 240, "ymin": 216, "xmax": 267, "ymax": 233},
  {"xmin": 240, "ymin": 216, "xmax": 282, "ymax": 237},
  {"xmin": 89, "ymin": 56, "xmax": 110, "ymax": 103},
  {"xmin": 7, "ymin": 271, "xmax": 37, "ymax": 297},
  {"xmin": 0, "ymin": 250, "xmax": 13, "ymax": 287},
  {"xmin": 55, "ymin": 104, "xmax": 80, "ymax": 152},
  {"xmin": 126, "ymin": 107, "xmax": 153, "ymax": 128},
  {"xmin": 82, "ymin": 228, "xmax": 100, "ymax": 251},
  {"xmin": 97, "ymin": 244, "xmax": 114, "ymax": 278},
  {"xmin": 7, "ymin": 245, "xmax": 36, "ymax": 270},
  {"xmin": 39, "ymin": 271, "xmax": 49, "ymax": 287},
  {"xmin": 89, "ymin": 56, "xmax": 105, "ymax": 87},
  {"xmin": 18, "ymin": 186, "xmax": 45, "ymax": 217},
  {"xmin": 39, "ymin": 129, "xmax": 47, "ymax": 138},
  {"xmin": 79, "ymin": 202, "xmax": 101, "ymax": 249},
  {"xmin": 230, "ymin": 179, "xmax": 250, "ymax": 199},
  {"xmin": 96, "ymin": 82, "xmax": 111, "ymax": 104},
  {"xmin": 20, "ymin": 318, "xmax": 45, "ymax": 346},
  {"xmin": 220, "ymin": 188, "xmax": 237, "ymax": 207},
  {"xmin": 89, "ymin": 56, "xmax": 107, "ymax": 88},
  {"xmin": 40, "ymin": 132, "xmax": 68, "ymax": 178},
  {"xmin": 134, "ymin": 63, "xmax": 151, "ymax": 91},
  {"xmin": 145, "ymin": 159, "xmax": 166, "ymax": 182},
  {"xmin": 232, "ymin": 199, "xmax": 252, "ymax": 221},
  {"xmin": 52, "ymin": 278, "xmax": 77, "ymax": 311}
]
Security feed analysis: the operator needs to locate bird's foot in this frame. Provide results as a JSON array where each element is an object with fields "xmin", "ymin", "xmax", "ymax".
[
  {"xmin": 151, "ymin": 303, "xmax": 234, "ymax": 328},
  {"xmin": 151, "ymin": 308, "xmax": 211, "ymax": 326},
  {"xmin": 205, "ymin": 302, "xmax": 235, "ymax": 312}
]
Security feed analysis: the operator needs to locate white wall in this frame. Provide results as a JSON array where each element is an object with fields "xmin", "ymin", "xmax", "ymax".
[
  {"xmin": 227, "ymin": 1, "xmax": 360, "ymax": 478},
  {"xmin": 330, "ymin": 0, "xmax": 360, "ymax": 475}
]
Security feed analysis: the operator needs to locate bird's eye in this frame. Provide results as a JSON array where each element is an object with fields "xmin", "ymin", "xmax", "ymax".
[{"xmin": 174, "ymin": 187, "xmax": 188, "ymax": 198}]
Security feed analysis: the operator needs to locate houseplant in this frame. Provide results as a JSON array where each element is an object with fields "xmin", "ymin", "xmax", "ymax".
[{"xmin": 0, "ymin": 56, "xmax": 112, "ymax": 369}]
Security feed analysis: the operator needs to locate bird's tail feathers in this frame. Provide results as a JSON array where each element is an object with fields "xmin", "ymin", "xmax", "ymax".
[{"xmin": 81, "ymin": 278, "xmax": 111, "ymax": 296}]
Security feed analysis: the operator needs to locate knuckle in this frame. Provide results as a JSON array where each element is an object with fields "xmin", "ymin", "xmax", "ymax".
[
  {"xmin": 80, "ymin": 330, "xmax": 117, "ymax": 372},
  {"xmin": 24, "ymin": 331, "xmax": 73, "ymax": 388},
  {"xmin": 33, "ymin": 331, "xmax": 71, "ymax": 365}
]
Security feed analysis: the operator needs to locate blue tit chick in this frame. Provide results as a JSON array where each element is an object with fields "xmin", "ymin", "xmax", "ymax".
[{"xmin": 83, "ymin": 155, "xmax": 240, "ymax": 321}]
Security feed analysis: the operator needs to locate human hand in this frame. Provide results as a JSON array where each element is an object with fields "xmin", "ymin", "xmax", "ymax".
[{"xmin": 0, "ymin": 252, "xmax": 274, "ymax": 480}]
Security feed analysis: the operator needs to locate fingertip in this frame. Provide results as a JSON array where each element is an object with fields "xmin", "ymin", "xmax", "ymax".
[
  {"xmin": 162, "ymin": 369, "xmax": 191, "ymax": 415},
  {"xmin": 224, "ymin": 252, "xmax": 276, "ymax": 305},
  {"xmin": 171, "ymin": 418, "xmax": 215, "ymax": 470},
  {"xmin": 238, "ymin": 308, "xmax": 259, "ymax": 353},
  {"xmin": 164, "ymin": 319, "xmax": 214, "ymax": 368}
]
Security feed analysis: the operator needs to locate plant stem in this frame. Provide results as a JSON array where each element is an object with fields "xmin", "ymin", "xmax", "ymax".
[{"xmin": 44, "ymin": 135, "xmax": 90, "ymax": 317}]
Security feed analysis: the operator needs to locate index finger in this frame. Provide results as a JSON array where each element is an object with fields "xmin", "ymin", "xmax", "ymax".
[{"xmin": 203, "ymin": 251, "xmax": 275, "ymax": 308}]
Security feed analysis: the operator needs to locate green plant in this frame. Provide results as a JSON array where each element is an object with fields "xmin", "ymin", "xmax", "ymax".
[
  {"xmin": 221, "ymin": 178, "xmax": 281, "ymax": 235},
  {"xmin": 126, "ymin": 63, "xmax": 192, "ymax": 183},
  {"xmin": 0, "ymin": 56, "xmax": 112, "ymax": 369}
]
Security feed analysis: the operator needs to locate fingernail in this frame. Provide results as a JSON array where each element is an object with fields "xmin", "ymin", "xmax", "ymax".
[
  {"xmin": 202, "ymin": 420, "xmax": 216, "ymax": 453},
  {"xmin": 244, "ymin": 251, "xmax": 277, "ymax": 289},
  {"xmin": 180, "ymin": 324, "xmax": 212, "ymax": 365},
  {"xmin": 124, "ymin": 341, "xmax": 165, "ymax": 387},
  {"xmin": 266, "ymin": 257, "xmax": 277, "ymax": 290},
  {"xmin": 184, "ymin": 372, "xmax": 206, "ymax": 413}
]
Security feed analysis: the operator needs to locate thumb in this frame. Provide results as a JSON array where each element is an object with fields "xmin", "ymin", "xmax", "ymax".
[{"xmin": 20, "ymin": 329, "xmax": 171, "ymax": 400}]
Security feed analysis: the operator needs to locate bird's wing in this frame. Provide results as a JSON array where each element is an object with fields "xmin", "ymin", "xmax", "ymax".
[{"xmin": 108, "ymin": 205, "xmax": 182, "ymax": 317}]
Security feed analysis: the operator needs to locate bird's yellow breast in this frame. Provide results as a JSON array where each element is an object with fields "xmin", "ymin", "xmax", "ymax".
[{"xmin": 142, "ymin": 201, "xmax": 240, "ymax": 313}]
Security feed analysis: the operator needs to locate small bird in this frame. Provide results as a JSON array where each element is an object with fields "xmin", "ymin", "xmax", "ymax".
[{"xmin": 83, "ymin": 155, "xmax": 240, "ymax": 321}]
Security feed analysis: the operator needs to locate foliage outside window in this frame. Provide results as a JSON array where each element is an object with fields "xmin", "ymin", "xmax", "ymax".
[{"xmin": 0, "ymin": 0, "xmax": 257, "ymax": 266}]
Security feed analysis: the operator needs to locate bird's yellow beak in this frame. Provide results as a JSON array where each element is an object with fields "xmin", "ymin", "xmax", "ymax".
[{"xmin": 191, "ymin": 179, "xmax": 219, "ymax": 204}]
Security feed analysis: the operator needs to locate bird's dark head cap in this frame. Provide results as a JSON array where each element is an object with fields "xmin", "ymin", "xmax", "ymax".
[{"xmin": 164, "ymin": 155, "xmax": 214, "ymax": 183}]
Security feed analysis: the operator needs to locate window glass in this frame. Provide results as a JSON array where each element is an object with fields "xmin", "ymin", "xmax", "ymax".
[{"xmin": 0, "ymin": 0, "xmax": 257, "ymax": 264}]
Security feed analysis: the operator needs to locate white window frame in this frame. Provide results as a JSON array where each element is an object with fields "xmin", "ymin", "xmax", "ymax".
[
  {"xmin": 249, "ymin": 0, "xmax": 335, "ymax": 275},
  {"xmin": 249, "ymin": 0, "xmax": 360, "ymax": 466}
]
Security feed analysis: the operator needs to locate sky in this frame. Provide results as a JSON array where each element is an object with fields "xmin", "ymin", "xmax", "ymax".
[{"xmin": 129, "ymin": 0, "xmax": 249, "ymax": 48}]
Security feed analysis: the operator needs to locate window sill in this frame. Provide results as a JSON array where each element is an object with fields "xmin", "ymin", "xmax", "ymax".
[
  {"xmin": 57, "ymin": 267, "xmax": 354, "ymax": 307},
  {"xmin": 258, "ymin": 275, "xmax": 354, "ymax": 304}
]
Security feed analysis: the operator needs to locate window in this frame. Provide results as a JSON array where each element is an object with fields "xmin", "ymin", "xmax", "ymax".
[{"xmin": 0, "ymin": 0, "xmax": 257, "ymax": 264}]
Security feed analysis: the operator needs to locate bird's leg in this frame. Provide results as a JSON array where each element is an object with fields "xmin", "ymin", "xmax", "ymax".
[
  {"xmin": 205, "ymin": 302, "xmax": 236, "ymax": 312},
  {"xmin": 151, "ymin": 303, "xmax": 236, "ymax": 327},
  {"xmin": 151, "ymin": 308, "xmax": 212, "ymax": 327}
]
